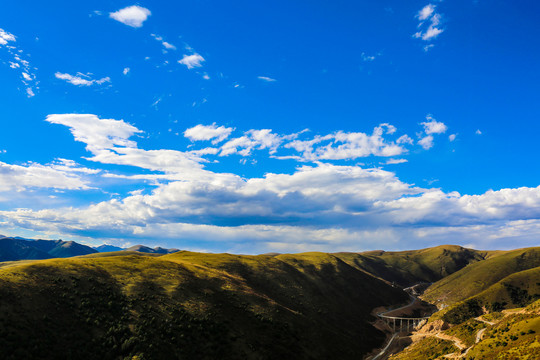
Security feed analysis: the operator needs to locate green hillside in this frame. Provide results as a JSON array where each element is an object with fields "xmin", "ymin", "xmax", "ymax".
[
  {"xmin": 390, "ymin": 300, "xmax": 540, "ymax": 360},
  {"xmin": 335, "ymin": 245, "xmax": 486, "ymax": 287},
  {"xmin": 423, "ymin": 247, "xmax": 540, "ymax": 306},
  {"xmin": 0, "ymin": 251, "xmax": 408, "ymax": 360}
]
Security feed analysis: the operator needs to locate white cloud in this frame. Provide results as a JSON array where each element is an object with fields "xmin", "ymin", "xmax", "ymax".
[
  {"xmin": 258, "ymin": 76, "xmax": 277, "ymax": 82},
  {"xmin": 123, "ymin": 67, "xmax": 130, "ymax": 75},
  {"xmin": 109, "ymin": 5, "xmax": 151, "ymax": 28},
  {"xmin": 285, "ymin": 124, "xmax": 406, "ymax": 161},
  {"xmin": 2, "ymin": 156, "xmax": 540, "ymax": 252},
  {"xmin": 0, "ymin": 160, "xmax": 93, "ymax": 193},
  {"xmin": 449, "ymin": 134, "xmax": 457, "ymax": 142},
  {"xmin": 46, "ymin": 114, "xmax": 142, "ymax": 153},
  {"xmin": 417, "ymin": 4, "xmax": 435, "ymax": 21},
  {"xmin": 184, "ymin": 123, "xmax": 234, "ymax": 144},
  {"xmin": 55, "ymin": 72, "xmax": 111, "ymax": 86},
  {"xmin": 0, "ymin": 28, "xmax": 37, "ymax": 97},
  {"xmin": 178, "ymin": 54, "xmax": 205, "ymax": 69},
  {"xmin": 413, "ymin": 4, "xmax": 444, "ymax": 43},
  {"xmin": 361, "ymin": 52, "xmax": 376, "ymax": 62},
  {"xmin": 0, "ymin": 28, "xmax": 16, "ymax": 45},
  {"xmin": 151, "ymin": 34, "xmax": 176, "ymax": 50},
  {"xmin": 421, "ymin": 27, "xmax": 443, "ymax": 41},
  {"xmin": 421, "ymin": 115, "xmax": 447, "ymax": 134},
  {"xmin": 385, "ymin": 159, "xmax": 408, "ymax": 165},
  {"xmin": 418, "ymin": 135, "xmax": 434, "ymax": 149},
  {"xmin": 1, "ymin": 114, "xmax": 539, "ymax": 252},
  {"xmin": 397, "ymin": 134, "xmax": 414, "ymax": 145},
  {"xmin": 476, "ymin": 129, "xmax": 482, "ymax": 135}
]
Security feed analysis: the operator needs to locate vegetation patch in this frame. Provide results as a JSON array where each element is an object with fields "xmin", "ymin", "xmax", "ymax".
[{"xmin": 388, "ymin": 336, "xmax": 458, "ymax": 360}]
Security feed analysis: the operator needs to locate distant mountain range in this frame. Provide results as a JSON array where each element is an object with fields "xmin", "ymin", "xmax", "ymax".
[
  {"xmin": 0, "ymin": 236, "xmax": 179, "ymax": 262},
  {"xmin": 0, "ymin": 237, "xmax": 97, "ymax": 262}
]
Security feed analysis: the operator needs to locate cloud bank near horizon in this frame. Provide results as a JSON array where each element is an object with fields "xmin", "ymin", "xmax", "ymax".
[{"xmin": 0, "ymin": 114, "xmax": 538, "ymax": 253}]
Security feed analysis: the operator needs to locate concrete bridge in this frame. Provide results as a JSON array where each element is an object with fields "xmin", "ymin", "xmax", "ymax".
[{"xmin": 378, "ymin": 314, "xmax": 430, "ymax": 333}]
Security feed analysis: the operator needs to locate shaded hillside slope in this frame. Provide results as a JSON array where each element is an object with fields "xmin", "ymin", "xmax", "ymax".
[
  {"xmin": 423, "ymin": 247, "xmax": 540, "ymax": 306},
  {"xmin": 0, "ymin": 251, "xmax": 408, "ymax": 360},
  {"xmin": 0, "ymin": 238, "xmax": 51, "ymax": 261},
  {"xmin": 335, "ymin": 245, "xmax": 486, "ymax": 287},
  {"xmin": 0, "ymin": 238, "xmax": 97, "ymax": 262}
]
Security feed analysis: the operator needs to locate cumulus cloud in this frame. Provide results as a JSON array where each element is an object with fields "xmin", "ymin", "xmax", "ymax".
[
  {"xmin": 413, "ymin": 4, "xmax": 444, "ymax": 44},
  {"xmin": 178, "ymin": 54, "xmax": 205, "ymax": 69},
  {"xmin": 284, "ymin": 124, "xmax": 406, "ymax": 161},
  {"xmin": 0, "ymin": 113, "xmax": 538, "ymax": 252},
  {"xmin": 421, "ymin": 116, "xmax": 447, "ymax": 134},
  {"xmin": 184, "ymin": 123, "xmax": 234, "ymax": 144},
  {"xmin": 449, "ymin": 134, "xmax": 457, "ymax": 142},
  {"xmin": 55, "ymin": 72, "xmax": 111, "ymax": 86},
  {"xmin": 123, "ymin": 67, "xmax": 130, "ymax": 75},
  {"xmin": 418, "ymin": 135, "xmax": 434, "ymax": 150},
  {"xmin": 2, "ymin": 156, "xmax": 540, "ymax": 252},
  {"xmin": 109, "ymin": 5, "xmax": 151, "ymax": 28}
]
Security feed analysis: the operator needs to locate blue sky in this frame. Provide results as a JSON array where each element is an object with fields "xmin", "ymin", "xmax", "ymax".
[{"xmin": 0, "ymin": 1, "xmax": 539, "ymax": 253}]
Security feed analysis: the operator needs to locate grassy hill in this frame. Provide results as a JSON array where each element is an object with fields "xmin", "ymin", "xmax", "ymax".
[
  {"xmin": 334, "ymin": 245, "xmax": 486, "ymax": 287},
  {"xmin": 423, "ymin": 247, "xmax": 540, "ymax": 307},
  {"xmin": 390, "ymin": 300, "xmax": 540, "ymax": 360},
  {"xmin": 0, "ymin": 251, "xmax": 409, "ymax": 360},
  {"xmin": 389, "ymin": 247, "xmax": 540, "ymax": 359}
]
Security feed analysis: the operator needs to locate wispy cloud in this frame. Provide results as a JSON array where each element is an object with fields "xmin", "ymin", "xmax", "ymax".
[
  {"xmin": 55, "ymin": 72, "xmax": 111, "ymax": 87},
  {"xmin": 151, "ymin": 34, "xmax": 176, "ymax": 51},
  {"xmin": 109, "ymin": 5, "xmax": 151, "ymax": 28},
  {"xmin": 258, "ymin": 76, "xmax": 277, "ymax": 82},
  {"xmin": 0, "ymin": 27, "xmax": 38, "ymax": 97},
  {"xmin": 361, "ymin": 52, "xmax": 377, "ymax": 62},
  {"xmin": 413, "ymin": 4, "xmax": 444, "ymax": 47},
  {"xmin": 385, "ymin": 158, "xmax": 408, "ymax": 165},
  {"xmin": 178, "ymin": 53, "xmax": 205, "ymax": 69}
]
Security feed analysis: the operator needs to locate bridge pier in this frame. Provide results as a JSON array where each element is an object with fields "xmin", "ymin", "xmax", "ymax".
[{"xmin": 378, "ymin": 315, "xmax": 431, "ymax": 334}]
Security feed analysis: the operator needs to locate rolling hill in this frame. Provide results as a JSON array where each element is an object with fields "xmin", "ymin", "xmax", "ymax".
[
  {"xmin": 0, "ymin": 242, "xmax": 537, "ymax": 359},
  {"xmin": 334, "ymin": 245, "xmax": 487, "ymax": 287},
  {"xmin": 0, "ymin": 250, "xmax": 409, "ymax": 360},
  {"xmin": 423, "ymin": 247, "xmax": 540, "ymax": 307}
]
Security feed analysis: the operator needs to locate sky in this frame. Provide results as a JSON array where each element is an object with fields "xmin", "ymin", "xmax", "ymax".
[{"xmin": 0, "ymin": 0, "xmax": 539, "ymax": 253}]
